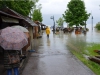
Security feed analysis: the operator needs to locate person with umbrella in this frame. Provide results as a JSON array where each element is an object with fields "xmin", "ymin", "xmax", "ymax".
[
  {"xmin": 11, "ymin": 25, "xmax": 30, "ymax": 60},
  {"xmin": 0, "ymin": 27, "xmax": 28, "ymax": 75}
]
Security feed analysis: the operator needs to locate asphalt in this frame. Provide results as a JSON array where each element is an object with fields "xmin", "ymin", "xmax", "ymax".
[{"xmin": 21, "ymin": 31, "xmax": 96, "ymax": 75}]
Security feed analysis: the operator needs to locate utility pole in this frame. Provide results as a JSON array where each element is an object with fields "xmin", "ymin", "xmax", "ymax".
[
  {"xmin": 50, "ymin": 16, "xmax": 55, "ymax": 34},
  {"xmin": 92, "ymin": 16, "xmax": 93, "ymax": 31}
]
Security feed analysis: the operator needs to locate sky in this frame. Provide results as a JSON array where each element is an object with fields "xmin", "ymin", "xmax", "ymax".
[{"xmin": 37, "ymin": 0, "xmax": 100, "ymax": 27}]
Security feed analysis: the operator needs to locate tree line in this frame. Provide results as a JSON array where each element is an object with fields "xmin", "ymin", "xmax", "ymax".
[
  {"xmin": 0, "ymin": 0, "xmax": 43, "ymax": 22},
  {"xmin": 56, "ymin": 0, "xmax": 90, "ymax": 28},
  {"xmin": 0, "ymin": 0, "xmax": 92, "ymax": 26}
]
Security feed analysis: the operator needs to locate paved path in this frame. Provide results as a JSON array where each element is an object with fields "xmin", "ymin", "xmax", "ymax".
[{"xmin": 21, "ymin": 31, "xmax": 96, "ymax": 75}]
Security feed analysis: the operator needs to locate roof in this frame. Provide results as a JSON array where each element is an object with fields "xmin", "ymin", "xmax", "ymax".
[
  {"xmin": 25, "ymin": 17, "xmax": 37, "ymax": 26},
  {"xmin": 0, "ymin": 7, "xmax": 37, "ymax": 27},
  {"xmin": 0, "ymin": 11, "xmax": 22, "ymax": 20},
  {"xmin": 41, "ymin": 24, "xmax": 46, "ymax": 26}
]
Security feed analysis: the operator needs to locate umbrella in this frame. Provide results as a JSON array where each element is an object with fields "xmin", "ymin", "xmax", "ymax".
[
  {"xmin": 12, "ymin": 25, "xmax": 35, "ymax": 52},
  {"xmin": 11, "ymin": 25, "xmax": 29, "ymax": 32},
  {"xmin": 0, "ymin": 27, "xmax": 28, "ymax": 50},
  {"xmin": 11, "ymin": 25, "xmax": 30, "ymax": 54},
  {"xmin": 11, "ymin": 25, "xmax": 29, "ymax": 38}
]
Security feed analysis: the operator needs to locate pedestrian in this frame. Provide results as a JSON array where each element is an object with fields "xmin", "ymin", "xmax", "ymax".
[
  {"xmin": 4, "ymin": 50, "xmax": 20, "ymax": 75},
  {"xmin": 0, "ymin": 27, "xmax": 28, "ymax": 75},
  {"xmin": 46, "ymin": 26, "xmax": 50, "ymax": 38}
]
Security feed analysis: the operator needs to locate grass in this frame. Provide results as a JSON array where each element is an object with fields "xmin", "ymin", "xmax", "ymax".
[{"xmin": 67, "ymin": 42, "xmax": 100, "ymax": 75}]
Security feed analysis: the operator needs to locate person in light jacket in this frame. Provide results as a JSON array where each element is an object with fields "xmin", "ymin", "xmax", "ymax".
[{"xmin": 46, "ymin": 26, "xmax": 50, "ymax": 38}]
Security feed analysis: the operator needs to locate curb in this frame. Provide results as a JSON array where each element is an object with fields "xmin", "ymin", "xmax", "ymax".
[{"xmin": 19, "ymin": 52, "xmax": 31, "ymax": 75}]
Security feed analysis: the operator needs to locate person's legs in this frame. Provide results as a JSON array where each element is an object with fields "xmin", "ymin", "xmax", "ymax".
[
  {"xmin": 47, "ymin": 34, "xmax": 49, "ymax": 38},
  {"xmin": 13, "ymin": 67, "xmax": 19, "ymax": 75},
  {"xmin": 7, "ymin": 69, "xmax": 12, "ymax": 75},
  {"xmin": 48, "ymin": 34, "xmax": 49, "ymax": 38}
]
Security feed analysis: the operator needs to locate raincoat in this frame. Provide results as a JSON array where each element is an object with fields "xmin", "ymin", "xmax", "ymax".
[{"xmin": 46, "ymin": 27, "xmax": 50, "ymax": 34}]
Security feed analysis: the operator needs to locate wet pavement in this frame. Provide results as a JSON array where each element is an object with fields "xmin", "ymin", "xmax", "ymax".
[{"xmin": 21, "ymin": 30, "xmax": 96, "ymax": 75}]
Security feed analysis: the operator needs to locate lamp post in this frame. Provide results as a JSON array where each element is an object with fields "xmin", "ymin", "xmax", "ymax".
[
  {"xmin": 92, "ymin": 16, "xmax": 93, "ymax": 31},
  {"xmin": 50, "ymin": 16, "xmax": 55, "ymax": 34}
]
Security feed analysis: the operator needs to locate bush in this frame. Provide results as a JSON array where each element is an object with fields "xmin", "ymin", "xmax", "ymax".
[{"xmin": 95, "ymin": 22, "xmax": 100, "ymax": 30}]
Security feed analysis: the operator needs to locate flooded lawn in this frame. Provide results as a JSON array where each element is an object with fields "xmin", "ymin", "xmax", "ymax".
[
  {"xmin": 60, "ymin": 27, "xmax": 100, "ymax": 75},
  {"xmin": 61, "ymin": 27, "xmax": 100, "ymax": 55}
]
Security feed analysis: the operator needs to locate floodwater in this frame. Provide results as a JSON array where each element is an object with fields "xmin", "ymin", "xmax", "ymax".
[{"xmin": 21, "ymin": 26, "xmax": 97, "ymax": 75}]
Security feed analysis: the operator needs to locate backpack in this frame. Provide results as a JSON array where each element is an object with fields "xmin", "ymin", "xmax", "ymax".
[{"xmin": 8, "ymin": 51, "xmax": 20, "ymax": 64}]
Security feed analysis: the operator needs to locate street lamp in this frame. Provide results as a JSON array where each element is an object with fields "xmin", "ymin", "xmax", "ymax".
[
  {"xmin": 92, "ymin": 16, "xmax": 93, "ymax": 31},
  {"xmin": 50, "ymin": 16, "xmax": 55, "ymax": 34}
]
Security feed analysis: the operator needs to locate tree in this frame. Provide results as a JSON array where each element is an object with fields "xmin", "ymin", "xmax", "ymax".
[
  {"xmin": 32, "ymin": 9, "xmax": 43, "ymax": 22},
  {"xmin": 95, "ymin": 22, "xmax": 100, "ymax": 30},
  {"xmin": 0, "ymin": 0, "xmax": 39, "ymax": 16},
  {"xmin": 56, "ymin": 17, "xmax": 64, "ymax": 27},
  {"xmin": 63, "ymin": 0, "xmax": 90, "ymax": 27}
]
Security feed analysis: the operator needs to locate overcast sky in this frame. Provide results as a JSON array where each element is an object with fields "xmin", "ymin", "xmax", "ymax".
[{"xmin": 38, "ymin": 0, "xmax": 100, "ymax": 27}]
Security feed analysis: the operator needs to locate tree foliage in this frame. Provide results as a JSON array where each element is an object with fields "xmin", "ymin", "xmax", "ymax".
[
  {"xmin": 0, "ymin": 0, "xmax": 39, "ymax": 16},
  {"xmin": 32, "ymin": 9, "xmax": 43, "ymax": 22},
  {"xmin": 63, "ymin": 0, "xmax": 90, "ymax": 27},
  {"xmin": 56, "ymin": 17, "xmax": 64, "ymax": 26},
  {"xmin": 95, "ymin": 22, "xmax": 100, "ymax": 30}
]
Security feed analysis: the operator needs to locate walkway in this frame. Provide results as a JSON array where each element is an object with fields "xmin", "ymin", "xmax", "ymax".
[{"xmin": 21, "ymin": 31, "xmax": 96, "ymax": 75}]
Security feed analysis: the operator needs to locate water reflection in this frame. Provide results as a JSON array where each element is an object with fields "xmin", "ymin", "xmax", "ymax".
[
  {"xmin": 47, "ymin": 38, "xmax": 50, "ymax": 46},
  {"xmin": 53, "ymin": 34, "xmax": 55, "ymax": 38}
]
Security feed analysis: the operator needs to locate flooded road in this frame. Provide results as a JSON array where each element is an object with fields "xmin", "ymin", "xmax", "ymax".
[{"xmin": 21, "ymin": 27, "xmax": 97, "ymax": 75}]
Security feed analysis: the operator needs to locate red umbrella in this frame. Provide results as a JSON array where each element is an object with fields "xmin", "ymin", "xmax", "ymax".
[{"xmin": 0, "ymin": 27, "xmax": 28, "ymax": 50}]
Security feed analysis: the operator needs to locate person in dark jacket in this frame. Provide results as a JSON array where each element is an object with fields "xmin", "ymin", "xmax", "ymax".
[{"xmin": 4, "ymin": 50, "xmax": 20, "ymax": 75}]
